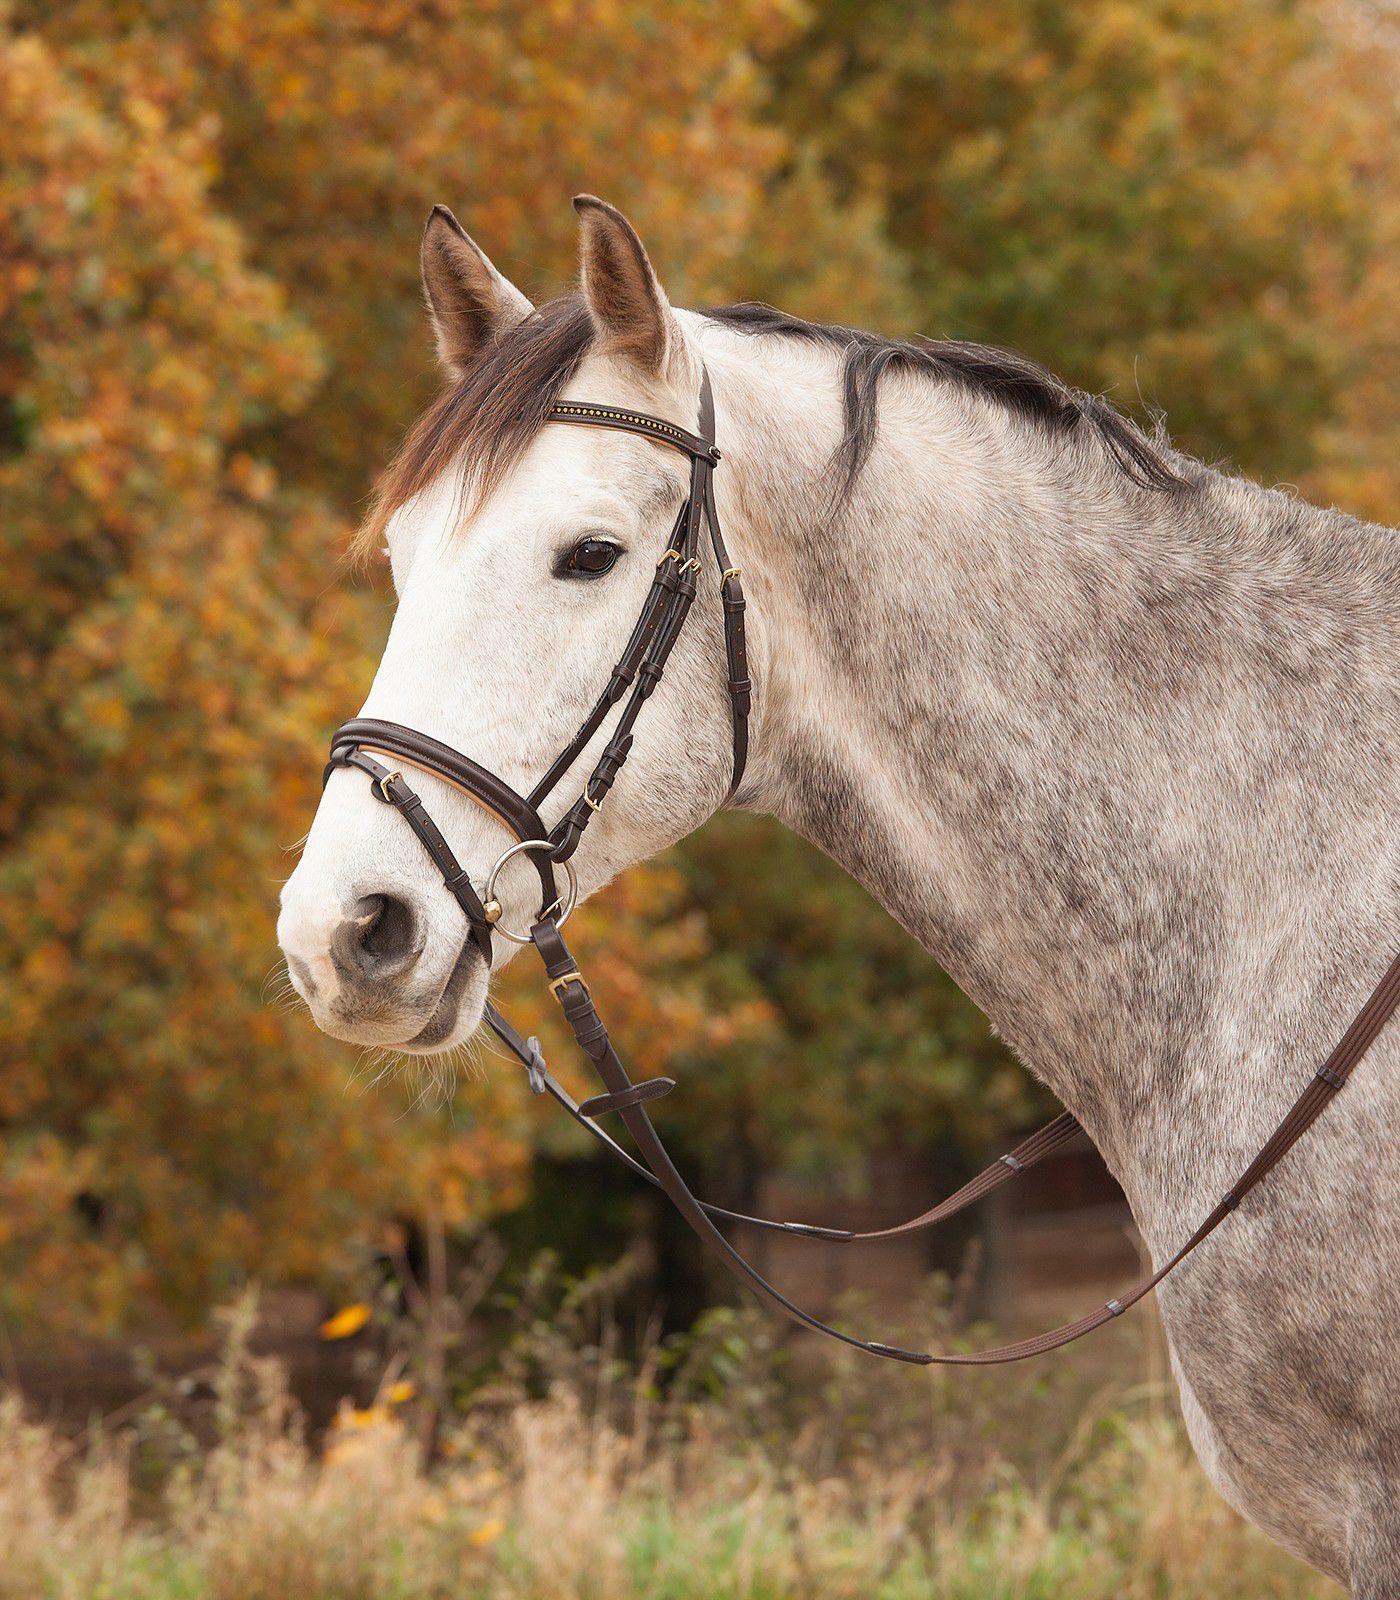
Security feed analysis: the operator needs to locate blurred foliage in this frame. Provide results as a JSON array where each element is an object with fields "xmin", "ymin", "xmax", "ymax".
[
  {"xmin": 0, "ymin": 26, "xmax": 531, "ymax": 1331},
  {"xmin": 24, "ymin": 0, "xmax": 911, "ymax": 497},
  {"xmin": 0, "ymin": 0, "xmax": 1397, "ymax": 1337},
  {"xmin": 763, "ymin": 0, "xmax": 1400, "ymax": 489}
]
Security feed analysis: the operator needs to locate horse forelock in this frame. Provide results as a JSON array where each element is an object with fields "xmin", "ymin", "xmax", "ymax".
[{"xmin": 357, "ymin": 293, "xmax": 599, "ymax": 561}]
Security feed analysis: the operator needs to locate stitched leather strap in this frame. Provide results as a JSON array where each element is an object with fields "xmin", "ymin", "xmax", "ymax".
[
  {"xmin": 335, "ymin": 749, "xmax": 496, "ymax": 961},
  {"xmin": 578, "ymin": 1077, "xmax": 676, "ymax": 1117},
  {"xmin": 546, "ymin": 401, "xmax": 720, "ymax": 466},
  {"xmin": 331, "ymin": 720, "xmax": 553, "ymax": 879},
  {"xmin": 696, "ymin": 370, "xmax": 749, "ymax": 798},
  {"xmin": 544, "ymin": 379, "xmax": 750, "ymax": 807}
]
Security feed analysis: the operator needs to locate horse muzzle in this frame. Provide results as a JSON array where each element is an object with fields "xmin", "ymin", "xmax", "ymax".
[{"xmin": 278, "ymin": 843, "xmax": 494, "ymax": 1053}]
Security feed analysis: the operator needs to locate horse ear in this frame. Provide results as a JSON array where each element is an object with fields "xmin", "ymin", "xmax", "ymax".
[
  {"xmin": 574, "ymin": 195, "xmax": 675, "ymax": 375},
  {"xmin": 420, "ymin": 206, "xmax": 532, "ymax": 377}
]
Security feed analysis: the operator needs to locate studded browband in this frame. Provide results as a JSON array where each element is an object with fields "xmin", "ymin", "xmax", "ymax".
[{"xmin": 324, "ymin": 373, "xmax": 1400, "ymax": 1366}]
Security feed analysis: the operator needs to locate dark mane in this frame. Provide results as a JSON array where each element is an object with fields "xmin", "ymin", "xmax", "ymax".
[
  {"xmin": 359, "ymin": 291, "xmax": 1183, "ymax": 555},
  {"xmin": 703, "ymin": 302, "xmax": 1184, "ymax": 497}
]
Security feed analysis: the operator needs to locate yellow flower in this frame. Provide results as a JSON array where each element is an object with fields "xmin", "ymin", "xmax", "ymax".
[
  {"xmin": 385, "ymin": 1380, "xmax": 416, "ymax": 1405},
  {"xmin": 319, "ymin": 1302, "xmax": 372, "ymax": 1339},
  {"xmin": 468, "ymin": 1517, "xmax": 505, "ymax": 1548},
  {"xmin": 341, "ymin": 1406, "xmax": 386, "ymax": 1431}
]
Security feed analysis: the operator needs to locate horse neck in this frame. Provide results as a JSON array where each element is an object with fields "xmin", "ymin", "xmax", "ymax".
[{"xmin": 706, "ymin": 325, "xmax": 1400, "ymax": 1222}]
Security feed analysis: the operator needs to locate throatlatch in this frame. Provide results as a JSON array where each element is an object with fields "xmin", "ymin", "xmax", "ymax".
[{"xmin": 325, "ymin": 371, "xmax": 1400, "ymax": 1367}]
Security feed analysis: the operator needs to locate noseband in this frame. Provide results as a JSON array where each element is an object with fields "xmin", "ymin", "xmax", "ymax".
[{"xmin": 324, "ymin": 370, "xmax": 1400, "ymax": 1367}]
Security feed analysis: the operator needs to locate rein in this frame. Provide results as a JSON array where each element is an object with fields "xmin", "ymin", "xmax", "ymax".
[{"xmin": 325, "ymin": 371, "xmax": 1400, "ymax": 1366}]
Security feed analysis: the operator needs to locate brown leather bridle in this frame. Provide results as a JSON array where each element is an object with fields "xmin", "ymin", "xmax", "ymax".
[{"xmin": 324, "ymin": 372, "xmax": 1400, "ymax": 1366}]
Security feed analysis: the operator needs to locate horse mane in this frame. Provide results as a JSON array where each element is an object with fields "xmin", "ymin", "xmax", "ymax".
[
  {"xmin": 703, "ymin": 302, "xmax": 1186, "ymax": 498},
  {"xmin": 357, "ymin": 291, "xmax": 1184, "ymax": 558}
]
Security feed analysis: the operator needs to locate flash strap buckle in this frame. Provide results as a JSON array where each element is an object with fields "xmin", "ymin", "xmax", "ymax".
[{"xmin": 548, "ymin": 969, "xmax": 589, "ymax": 1002}]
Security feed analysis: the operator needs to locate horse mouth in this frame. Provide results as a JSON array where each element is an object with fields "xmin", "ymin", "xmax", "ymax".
[{"xmin": 402, "ymin": 935, "xmax": 487, "ymax": 1052}]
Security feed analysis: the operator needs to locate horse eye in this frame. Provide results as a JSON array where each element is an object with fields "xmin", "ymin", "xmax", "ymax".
[{"xmin": 559, "ymin": 538, "xmax": 621, "ymax": 578}]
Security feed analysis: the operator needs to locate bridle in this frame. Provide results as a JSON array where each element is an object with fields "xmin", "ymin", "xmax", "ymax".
[
  {"xmin": 325, "ymin": 369, "xmax": 1400, "ymax": 1366},
  {"xmin": 328, "ymin": 374, "xmax": 745, "ymax": 948}
]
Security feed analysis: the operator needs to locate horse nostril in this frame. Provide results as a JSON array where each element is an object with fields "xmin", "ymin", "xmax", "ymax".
[{"xmin": 336, "ymin": 893, "xmax": 424, "ymax": 978}]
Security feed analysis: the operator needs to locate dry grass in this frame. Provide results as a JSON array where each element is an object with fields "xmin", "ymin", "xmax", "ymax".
[
  {"xmin": 0, "ymin": 1395, "xmax": 1344, "ymax": 1600},
  {"xmin": 0, "ymin": 1296, "xmax": 1343, "ymax": 1600}
]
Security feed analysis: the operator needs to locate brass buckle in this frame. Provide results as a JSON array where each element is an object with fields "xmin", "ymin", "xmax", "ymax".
[
  {"xmin": 549, "ymin": 970, "xmax": 588, "ymax": 1001},
  {"xmin": 372, "ymin": 769, "xmax": 402, "ymax": 802}
]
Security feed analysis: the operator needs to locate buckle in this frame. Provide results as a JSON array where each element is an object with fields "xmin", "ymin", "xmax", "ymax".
[
  {"xmin": 548, "ymin": 969, "xmax": 589, "ymax": 1002},
  {"xmin": 371, "ymin": 769, "xmax": 402, "ymax": 803}
]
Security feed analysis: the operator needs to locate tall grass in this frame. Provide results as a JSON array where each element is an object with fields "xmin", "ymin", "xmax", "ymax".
[
  {"xmin": 0, "ymin": 1282, "xmax": 1341, "ymax": 1600},
  {"xmin": 0, "ymin": 1394, "xmax": 1341, "ymax": 1600}
]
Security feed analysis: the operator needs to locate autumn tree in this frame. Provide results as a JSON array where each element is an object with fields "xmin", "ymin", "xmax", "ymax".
[
  {"xmin": 0, "ymin": 27, "xmax": 532, "ymax": 1330},
  {"xmin": 762, "ymin": 0, "xmax": 1398, "ymax": 484},
  {"xmin": 26, "ymin": 0, "xmax": 910, "ymax": 498}
]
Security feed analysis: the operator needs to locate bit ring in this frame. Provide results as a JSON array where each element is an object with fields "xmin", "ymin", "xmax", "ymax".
[{"xmin": 483, "ymin": 840, "xmax": 579, "ymax": 944}]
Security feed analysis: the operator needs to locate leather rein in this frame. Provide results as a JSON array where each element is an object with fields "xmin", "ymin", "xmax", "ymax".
[{"xmin": 325, "ymin": 370, "xmax": 1400, "ymax": 1366}]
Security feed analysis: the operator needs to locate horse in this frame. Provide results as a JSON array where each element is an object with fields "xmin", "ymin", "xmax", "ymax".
[{"xmin": 278, "ymin": 196, "xmax": 1400, "ymax": 1592}]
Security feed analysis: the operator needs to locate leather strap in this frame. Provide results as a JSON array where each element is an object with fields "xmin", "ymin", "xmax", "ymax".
[
  {"xmin": 578, "ymin": 1077, "xmax": 676, "ymax": 1117},
  {"xmin": 696, "ymin": 370, "xmax": 749, "ymax": 798},
  {"xmin": 526, "ymin": 501, "xmax": 691, "ymax": 810},
  {"xmin": 337, "ymin": 749, "xmax": 497, "ymax": 961},
  {"xmin": 546, "ymin": 401, "xmax": 720, "ymax": 467},
  {"xmin": 331, "ymin": 719, "xmax": 553, "ymax": 882},
  {"xmin": 545, "ymin": 380, "xmax": 750, "ymax": 807},
  {"xmin": 527, "ymin": 920, "xmax": 1400, "ymax": 1366},
  {"xmin": 484, "ymin": 997, "xmax": 1080, "ymax": 1243}
]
